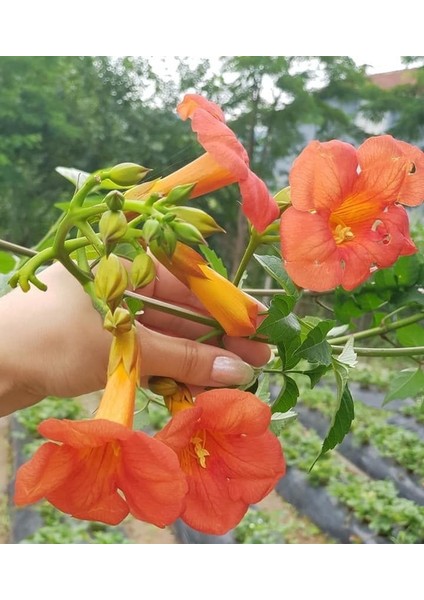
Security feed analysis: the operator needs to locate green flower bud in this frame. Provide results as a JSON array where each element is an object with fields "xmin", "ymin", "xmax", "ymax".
[
  {"xmin": 108, "ymin": 163, "xmax": 151, "ymax": 186},
  {"xmin": 142, "ymin": 218, "xmax": 161, "ymax": 243},
  {"xmin": 161, "ymin": 223, "xmax": 177, "ymax": 257},
  {"xmin": 103, "ymin": 307, "xmax": 133, "ymax": 335},
  {"xmin": 172, "ymin": 220, "xmax": 206, "ymax": 245},
  {"xmin": 130, "ymin": 252, "xmax": 156, "ymax": 289},
  {"xmin": 168, "ymin": 206, "xmax": 225, "ymax": 237},
  {"xmin": 104, "ymin": 190, "xmax": 125, "ymax": 212},
  {"xmin": 274, "ymin": 186, "xmax": 291, "ymax": 212},
  {"xmin": 94, "ymin": 254, "xmax": 128, "ymax": 306},
  {"xmin": 163, "ymin": 183, "xmax": 196, "ymax": 206},
  {"xmin": 99, "ymin": 210, "xmax": 128, "ymax": 253},
  {"xmin": 148, "ymin": 376, "xmax": 180, "ymax": 397}
]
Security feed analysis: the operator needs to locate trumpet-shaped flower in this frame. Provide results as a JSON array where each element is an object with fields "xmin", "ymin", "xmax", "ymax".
[
  {"xmin": 280, "ymin": 135, "xmax": 424, "ymax": 291},
  {"xmin": 156, "ymin": 388, "xmax": 286, "ymax": 535},
  {"xmin": 151, "ymin": 241, "xmax": 259, "ymax": 336},
  {"xmin": 126, "ymin": 94, "xmax": 279, "ymax": 232},
  {"xmin": 14, "ymin": 328, "xmax": 187, "ymax": 526}
]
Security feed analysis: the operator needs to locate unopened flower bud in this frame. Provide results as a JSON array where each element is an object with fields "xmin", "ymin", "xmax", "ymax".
[
  {"xmin": 94, "ymin": 254, "xmax": 128, "ymax": 305},
  {"xmin": 103, "ymin": 307, "xmax": 133, "ymax": 335},
  {"xmin": 142, "ymin": 218, "xmax": 161, "ymax": 243},
  {"xmin": 104, "ymin": 190, "xmax": 125, "ymax": 212},
  {"xmin": 161, "ymin": 224, "xmax": 177, "ymax": 257},
  {"xmin": 148, "ymin": 376, "xmax": 180, "ymax": 397},
  {"xmin": 163, "ymin": 183, "xmax": 196, "ymax": 205},
  {"xmin": 168, "ymin": 206, "xmax": 225, "ymax": 237},
  {"xmin": 172, "ymin": 221, "xmax": 206, "ymax": 245},
  {"xmin": 108, "ymin": 163, "xmax": 151, "ymax": 186},
  {"xmin": 99, "ymin": 210, "xmax": 128, "ymax": 252},
  {"xmin": 274, "ymin": 186, "xmax": 291, "ymax": 213},
  {"xmin": 130, "ymin": 252, "xmax": 156, "ymax": 289}
]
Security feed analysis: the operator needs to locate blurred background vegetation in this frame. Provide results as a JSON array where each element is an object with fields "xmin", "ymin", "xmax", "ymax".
[{"xmin": 1, "ymin": 56, "xmax": 423, "ymax": 274}]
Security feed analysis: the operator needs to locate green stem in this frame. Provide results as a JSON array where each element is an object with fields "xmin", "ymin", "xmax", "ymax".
[
  {"xmin": 196, "ymin": 328, "xmax": 223, "ymax": 343},
  {"xmin": 232, "ymin": 230, "xmax": 261, "ymax": 287},
  {"xmin": 331, "ymin": 345, "xmax": 424, "ymax": 357},
  {"xmin": 329, "ymin": 313, "xmax": 424, "ymax": 345},
  {"xmin": 124, "ymin": 290, "xmax": 220, "ymax": 328},
  {"xmin": 0, "ymin": 239, "xmax": 37, "ymax": 257}
]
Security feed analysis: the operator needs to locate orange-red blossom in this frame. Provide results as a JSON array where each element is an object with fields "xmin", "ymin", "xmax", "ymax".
[
  {"xmin": 280, "ymin": 135, "xmax": 424, "ymax": 291},
  {"xmin": 126, "ymin": 94, "xmax": 279, "ymax": 233},
  {"xmin": 14, "ymin": 328, "xmax": 187, "ymax": 526},
  {"xmin": 156, "ymin": 388, "xmax": 286, "ymax": 535}
]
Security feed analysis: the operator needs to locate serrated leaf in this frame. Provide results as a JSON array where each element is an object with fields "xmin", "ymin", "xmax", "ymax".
[
  {"xmin": 311, "ymin": 385, "xmax": 355, "ymax": 467},
  {"xmin": 0, "ymin": 251, "xmax": 16, "ymax": 274},
  {"xmin": 337, "ymin": 337, "xmax": 358, "ymax": 368},
  {"xmin": 199, "ymin": 245, "xmax": 228, "ymax": 277},
  {"xmin": 384, "ymin": 368, "xmax": 424, "ymax": 404},
  {"xmin": 396, "ymin": 323, "xmax": 424, "ymax": 348},
  {"xmin": 295, "ymin": 320, "xmax": 334, "ymax": 366},
  {"xmin": 394, "ymin": 254, "xmax": 421, "ymax": 287},
  {"xmin": 257, "ymin": 295, "xmax": 300, "ymax": 345},
  {"xmin": 270, "ymin": 409, "xmax": 297, "ymax": 435},
  {"xmin": 303, "ymin": 364, "xmax": 330, "ymax": 388},
  {"xmin": 254, "ymin": 253, "xmax": 300, "ymax": 299},
  {"xmin": 255, "ymin": 373, "xmax": 271, "ymax": 403},
  {"xmin": 272, "ymin": 375, "xmax": 299, "ymax": 413}
]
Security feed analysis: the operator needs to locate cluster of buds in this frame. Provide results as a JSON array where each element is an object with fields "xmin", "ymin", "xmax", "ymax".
[{"xmin": 139, "ymin": 186, "xmax": 224, "ymax": 258}]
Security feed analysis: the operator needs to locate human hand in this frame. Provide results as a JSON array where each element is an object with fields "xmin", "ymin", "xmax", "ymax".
[{"xmin": 0, "ymin": 261, "xmax": 270, "ymax": 416}]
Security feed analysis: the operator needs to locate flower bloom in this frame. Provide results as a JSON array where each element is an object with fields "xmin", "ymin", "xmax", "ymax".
[
  {"xmin": 156, "ymin": 387, "xmax": 286, "ymax": 535},
  {"xmin": 126, "ymin": 94, "xmax": 279, "ymax": 232},
  {"xmin": 151, "ymin": 241, "xmax": 259, "ymax": 336},
  {"xmin": 280, "ymin": 135, "xmax": 424, "ymax": 291},
  {"xmin": 14, "ymin": 328, "xmax": 187, "ymax": 526}
]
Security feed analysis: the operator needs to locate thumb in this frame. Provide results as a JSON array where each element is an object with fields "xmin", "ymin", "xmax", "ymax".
[{"xmin": 137, "ymin": 324, "xmax": 255, "ymax": 388}]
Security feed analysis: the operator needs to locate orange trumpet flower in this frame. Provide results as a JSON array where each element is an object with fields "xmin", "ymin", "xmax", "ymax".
[
  {"xmin": 14, "ymin": 328, "xmax": 187, "ymax": 526},
  {"xmin": 126, "ymin": 94, "xmax": 279, "ymax": 233},
  {"xmin": 280, "ymin": 135, "xmax": 424, "ymax": 291},
  {"xmin": 152, "ymin": 241, "xmax": 259, "ymax": 337},
  {"xmin": 156, "ymin": 387, "xmax": 286, "ymax": 535}
]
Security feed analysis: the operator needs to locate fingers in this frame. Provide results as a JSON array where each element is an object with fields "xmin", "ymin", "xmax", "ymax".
[
  {"xmin": 137, "ymin": 324, "xmax": 256, "ymax": 389},
  {"xmin": 222, "ymin": 335, "xmax": 271, "ymax": 367}
]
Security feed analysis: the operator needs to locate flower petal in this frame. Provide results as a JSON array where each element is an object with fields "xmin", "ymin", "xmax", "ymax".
[
  {"xmin": 14, "ymin": 442, "xmax": 76, "ymax": 505},
  {"xmin": 155, "ymin": 405, "xmax": 202, "ymax": 450},
  {"xmin": 239, "ymin": 172, "xmax": 279, "ymax": 233},
  {"xmin": 118, "ymin": 431, "xmax": 187, "ymax": 527},
  {"xmin": 280, "ymin": 207, "xmax": 343, "ymax": 291},
  {"xmin": 195, "ymin": 389, "xmax": 271, "ymax": 436},
  {"xmin": 47, "ymin": 488, "xmax": 129, "ymax": 526},
  {"xmin": 38, "ymin": 418, "xmax": 132, "ymax": 448},
  {"xmin": 394, "ymin": 140, "xmax": 424, "ymax": 206},
  {"xmin": 289, "ymin": 140, "xmax": 358, "ymax": 212}
]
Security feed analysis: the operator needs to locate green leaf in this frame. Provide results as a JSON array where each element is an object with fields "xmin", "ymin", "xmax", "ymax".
[
  {"xmin": 294, "ymin": 319, "xmax": 334, "ymax": 366},
  {"xmin": 384, "ymin": 368, "xmax": 424, "ymax": 404},
  {"xmin": 254, "ymin": 253, "xmax": 300, "ymax": 299},
  {"xmin": 56, "ymin": 166, "xmax": 90, "ymax": 189},
  {"xmin": 303, "ymin": 364, "xmax": 330, "ymax": 388},
  {"xmin": 257, "ymin": 295, "xmax": 300, "ymax": 345},
  {"xmin": 199, "ymin": 245, "xmax": 228, "ymax": 278},
  {"xmin": 396, "ymin": 323, "xmax": 424, "ymax": 348},
  {"xmin": 394, "ymin": 254, "xmax": 421, "ymax": 287},
  {"xmin": 272, "ymin": 375, "xmax": 299, "ymax": 413},
  {"xmin": 270, "ymin": 409, "xmax": 297, "ymax": 435},
  {"xmin": 125, "ymin": 297, "xmax": 144, "ymax": 316},
  {"xmin": 255, "ymin": 373, "xmax": 271, "ymax": 404},
  {"xmin": 312, "ymin": 385, "xmax": 355, "ymax": 467},
  {"xmin": 337, "ymin": 337, "xmax": 358, "ymax": 368},
  {"xmin": 0, "ymin": 251, "xmax": 16, "ymax": 274}
]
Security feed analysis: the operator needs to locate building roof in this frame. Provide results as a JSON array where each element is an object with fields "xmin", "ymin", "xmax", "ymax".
[{"xmin": 369, "ymin": 68, "xmax": 419, "ymax": 89}]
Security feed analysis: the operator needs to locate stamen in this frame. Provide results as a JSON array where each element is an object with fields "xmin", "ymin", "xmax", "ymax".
[
  {"xmin": 333, "ymin": 224, "xmax": 355, "ymax": 245},
  {"xmin": 191, "ymin": 431, "xmax": 210, "ymax": 468}
]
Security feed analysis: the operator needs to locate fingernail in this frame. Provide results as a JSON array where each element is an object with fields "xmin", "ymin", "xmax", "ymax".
[{"xmin": 212, "ymin": 357, "xmax": 255, "ymax": 386}]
